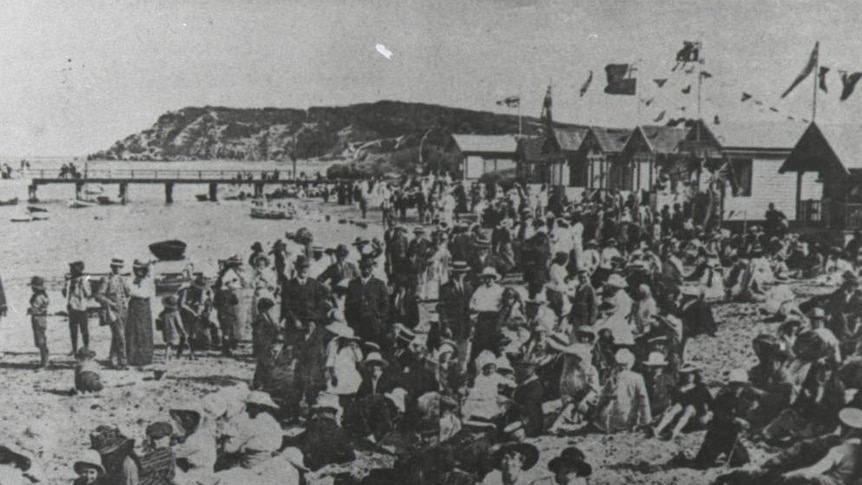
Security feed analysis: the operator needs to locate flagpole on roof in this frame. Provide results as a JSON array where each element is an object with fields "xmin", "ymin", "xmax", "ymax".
[
  {"xmin": 696, "ymin": 41, "xmax": 703, "ymax": 142},
  {"xmin": 518, "ymin": 85, "xmax": 522, "ymax": 137},
  {"xmin": 812, "ymin": 42, "xmax": 819, "ymax": 122}
]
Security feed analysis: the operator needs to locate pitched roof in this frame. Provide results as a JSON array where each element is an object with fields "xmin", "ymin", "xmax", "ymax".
[
  {"xmin": 552, "ymin": 127, "xmax": 589, "ymax": 152},
  {"xmin": 628, "ymin": 125, "xmax": 689, "ymax": 154},
  {"xmin": 708, "ymin": 121, "xmax": 804, "ymax": 151},
  {"xmin": 814, "ymin": 124, "xmax": 862, "ymax": 171},
  {"xmin": 590, "ymin": 127, "xmax": 633, "ymax": 154},
  {"xmin": 451, "ymin": 134, "xmax": 518, "ymax": 154}
]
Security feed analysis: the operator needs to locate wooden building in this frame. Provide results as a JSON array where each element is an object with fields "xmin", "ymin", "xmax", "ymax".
[
  {"xmin": 580, "ymin": 127, "xmax": 633, "ymax": 191},
  {"xmin": 541, "ymin": 127, "xmax": 590, "ymax": 187},
  {"xmin": 515, "ymin": 135, "xmax": 546, "ymax": 184},
  {"xmin": 779, "ymin": 122, "xmax": 862, "ymax": 233},
  {"xmin": 619, "ymin": 125, "xmax": 688, "ymax": 193},
  {"xmin": 450, "ymin": 134, "xmax": 518, "ymax": 180}
]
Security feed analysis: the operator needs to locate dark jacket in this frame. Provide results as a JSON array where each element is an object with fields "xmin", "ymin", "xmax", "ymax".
[
  {"xmin": 437, "ymin": 279, "xmax": 474, "ymax": 340},
  {"xmin": 280, "ymin": 277, "xmax": 331, "ymax": 324},
  {"xmin": 390, "ymin": 288, "xmax": 420, "ymax": 329},
  {"xmin": 299, "ymin": 416, "xmax": 356, "ymax": 470},
  {"xmin": 346, "ymin": 276, "xmax": 390, "ymax": 344},
  {"xmin": 357, "ymin": 369, "xmax": 399, "ymax": 398},
  {"xmin": 826, "ymin": 287, "xmax": 862, "ymax": 342},
  {"xmin": 511, "ymin": 378, "xmax": 544, "ymax": 437},
  {"xmin": 570, "ymin": 283, "xmax": 597, "ymax": 328},
  {"xmin": 317, "ymin": 261, "xmax": 359, "ymax": 289}
]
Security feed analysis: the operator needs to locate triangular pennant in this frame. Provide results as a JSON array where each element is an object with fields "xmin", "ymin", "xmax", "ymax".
[
  {"xmin": 684, "ymin": 65, "xmax": 696, "ymax": 74},
  {"xmin": 840, "ymin": 71, "xmax": 862, "ymax": 101},
  {"xmin": 741, "ymin": 92, "xmax": 752, "ymax": 102},
  {"xmin": 787, "ymin": 116, "xmax": 795, "ymax": 121},
  {"xmin": 781, "ymin": 42, "xmax": 819, "ymax": 98},
  {"xmin": 653, "ymin": 110, "xmax": 666, "ymax": 122},
  {"xmin": 643, "ymin": 97, "xmax": 654, "ymax": 106},
  {"xmin": 671, "ymin": 62, "xmax": 681, "ymax": 73},
  {"xmin": 654, "ymin": 78, "xmax": 668, "ymax": 88},
  {"xmin": 681, "ymin": 85, "xmax": 692, "ymax": 94},
  {"xmin": 755, "ymin": 100, "xmax": 763, "ymax": 106},
  {"xmin": 818, "ymin": 66, "xmax": 830, "ymax": 93},
  {"xmin": 714, "ymin": 115, "xmax": 720, "ymax": 125},
  {"xmin": 579, "ymin": 71, "xmax": 593, "ymax": 97},
  {"xmin": 769, "ymin": 107, "xmax": 779, "ymax": 112},
  {"xmin": 700, "ymin": 71, "xmax": 713, "ymax": 79}
]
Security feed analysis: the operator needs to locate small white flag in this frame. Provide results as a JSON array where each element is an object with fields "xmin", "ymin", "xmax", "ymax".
[{"xmin": 375, "ymin": 44, "xmax": 393, "ymax": 59}]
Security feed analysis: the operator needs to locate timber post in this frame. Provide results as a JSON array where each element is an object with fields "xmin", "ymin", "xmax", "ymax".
[
  {"xmin": 164, "ymin": 182, "xmax": 174, "ymax": 204},
  {"xmin": 119, "ymin": 183, "xmax": 128, "ymax": 204},
  {"xmin": 209, "ymin": 182, "xmax": 218, "ymax": 201},
  {"xmin": 75, "ymin": 181, "xmax": 84, "ymax": 200}
]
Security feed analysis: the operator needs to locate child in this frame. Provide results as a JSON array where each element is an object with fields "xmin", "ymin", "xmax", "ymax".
[
  {"xmin": 74, "ymin": 347, "xmax": 103, "ymax": 393},
  {"xmin": 27, "ymin": 276, "xmax": 50, "ymax": 369},
  {"xmin": 140, "ymin": 421, "xmax": 176, "ymax": 485},
  {"xmin": 651, "ymin": 363, "xmax": 713, "ymax": 440},
  {"xmin": 157, "ymin": 295, "xmax": 189, "ymax": 362},
  {"xmin": 72, "ymin": 450, "xmax": 106, "ymax": 485}
]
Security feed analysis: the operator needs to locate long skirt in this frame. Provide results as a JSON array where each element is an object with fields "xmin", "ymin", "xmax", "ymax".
[{"xmin": 126, "ymin": 297, "xmax": 153, "ymax": 366}]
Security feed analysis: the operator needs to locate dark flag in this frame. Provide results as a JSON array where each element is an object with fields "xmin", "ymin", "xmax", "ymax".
[
  {"xmin": 818, "ymin": 66, "xmax": 830, "ymax": 93},
  {"xmin": 541, "ymin": 85, "xmax": 553, "ymax": 125},
  {"xmin": 780, "ymin": 42, "xmax": 819, "ymax": 98},
  {"xmin": 700, "ymin": 71, "xmax": 713, "ymax": 79},
  {"xmin": 682, "ymin": 85, "xmax": 692, "ymax": 94},
  {"xmin": 840, "ymin": 71, "xmax": 862, "ymax": 101},
  {"xmin": 741, "ymin": 92, "xmax": 752, "ymax": 102},
  {"xmin": 654, "ymin": 78, "xmax": 668, "ymax": 88},
  {"xmin": 787, "ymin": 116, "xmax": 795, "ymax": 121},
  {"xmin": 579, "ymin": 71, "xmax": 593, "ymax": 97},
  {"xmin": 653, "ymin": 110, "xmax": 666, "ymax": 122},
  {"xmin": 755, "ymin": 100, "xmax": 763, "ymax": 106},
  {"xmin": 496, "ymin": 95, "xmax": 520, "ymax": 108},
  {"xmin": 604, "ymin": 64, "xmax": 636, "ymax": 95},
  {"xmin": 643, "ymin": 97, "xmax": 654, "ymax": 106},
  {"xmin": 684, "ymin": 65, "xmax": 696, "ymax": 74},
  {"xmin": 714, "ymin": 115, "xmax": 720, "ymax": 125},
  {"xmin": 769, "ymin": 107, "xmax": 779, "ymax": 112},
  {"xmin": 676, "ymin": 41, "xmax": 701, "ymax": 62}
]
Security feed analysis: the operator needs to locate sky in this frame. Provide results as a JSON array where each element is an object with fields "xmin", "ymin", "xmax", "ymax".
[{"xmin": 2, "ymin": 0, "xmax": 862, "ymax": 156}]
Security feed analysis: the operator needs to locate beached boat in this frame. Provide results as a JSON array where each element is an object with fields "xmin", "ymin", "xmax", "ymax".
[
  {"xmin": 67, "ymin": 200, "xmax": 97, "ymax": 209},
  {"xmin": 250, "ymin": 206, "xmax": 293, "ymax": 220},
  {"xmin": 149, "ymin": 239, "xmax": 188, "ymax": 261},
  {"xmin": 11, "ymin": 215, "xmax": 47, "ymax": 223},
  {"xmin": 0, "ymin": 198, "xmax": 19, "ymax": 206},
  {"xmin": 27, "ymin": 205, "xmax": 48, "ymax": 213},
  {"xmin": 96, "ymin": 196, "xmax": 118, "ymax": 205}
]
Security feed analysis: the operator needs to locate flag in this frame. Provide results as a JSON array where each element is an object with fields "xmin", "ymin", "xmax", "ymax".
[
  {"xmin": 643, "ymin": 97, "xmax": 654, "ymax": 106},
  {"xmin": 682, "ymin": 85, "xmax": 692, "ymax": 94},
  {"xmin": 818, "ymin": 66, "xmax": 830, "ymax": 93},
  {"xmin": 541, "ymin": 85, "xmax": 553, "ymax": 125},
  {"xmin": 780, "ymin": 41, "xmax": 819, "ymax": 98},
  {"xmin": 700, "ymin": 71, "xmax": 713, "ymax": 79},
  {"xmin": 496, "ymin": 95, "xmax": 520, "ymax": 108},
  {"xmin": 769, "ymin": 107, "xmax": 779, "ymax": 112},
  {"xmin": 654, "ymin": 78, "xmax": 668, "ymax": 88},
  {"xmin": 840, "ymin": 71, "xmax": 862, "ymax": 101},
  {"xmin": 714, "ymin": 115, "xmax": 720, "ymax": 125},
  {"xmin": 684, "ymin": 65, "xmax": 696, "ymax": 74},
  {"xmin": 604, "ymin": 64, "xmax": 636, "ymax": 95},
  {"xmin": 579, "ymin": 71, "xmax": 593, "ymax": 97},
  {"xmin": 741, "ymin": 92, "xmax": 752, "ymax": 102},
  {"xmin": 755, "ymin": 100, "xmax": 763, "ymax": 106},
  {"xmin": 653, "ymin": 110, "xmax": 666, "ymax": 122},
  {"xmin": 676, "ymin": 41, "xmax": 701, "ymax": 62},
  {"xmin": 787, "ymin": 116, "xmax": 795, "ymax": 121}
]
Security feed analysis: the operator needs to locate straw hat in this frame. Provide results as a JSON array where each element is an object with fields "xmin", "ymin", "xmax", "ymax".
[
  {"xmin": 313, "ymin": 392, "xmax": 342, "ymax": 412},
  {"xmin": 245, "ymin": 391, "xmax": 279, "ymax": 410},
  {"xmin": 73, "ymin": 449, "xmax": 105, "ymax": 476},
  {"xmin": 450, "ymin": 261, "xmax": 470, "ymax": 273},
  {"xmin": 605, "ymin": 274, "xmax": 628, "ymax": 289},
  {"xmin": 463, "ymin": 416, "xmax": 497, "ymax": 431},
  {"xmin": 642, "ymin": 352, "xmax": 668, "ymax": 367},
  {"xmin": 492, "ymin": 442, "xmax": 539, "ymax": 471},
  {"xmin": 495, "ymin": 356, "xmax": 514, "ymax": 373},
  {"xmin": 727, "ymin": 368, "xmax": 748, "ymax": 384},
  {"xmin": 281, "ymin": 447, "xmax": 309, "ymax": 472},
  {"xmin": 325, "ymin": 321, "xmax": 356, "ymax": 340},
  {"xmin": 110, "ymin": 258, "xmax": 124, "ymax": 268},
  {"xmin": 679, "ymin": 363, "xmax": 701, "ymax": 374},
  {"xmin": 384, "ymin": 388, "xmax": 408, "ymax": 414},
  {"xmin": 479, "ymin": 267, "xmax": 500, "ymax": 280},
  {"xmin": 839, "ymin": 408, "xmax": 862, "ymax": 429},
  {"xmin": 614, "ymin": 348, "xmax": 635, "ymax": 367},
  {"xmin": 474, "ymin": 350, "xmax": 497, "ymax": 370},
  {"xmin": 362, "ymin": 352, "xmax": 389, "ymax": 368},
  {"xmin": 192, "ymin": 274, "xmax": 209, "ymax": 289}
]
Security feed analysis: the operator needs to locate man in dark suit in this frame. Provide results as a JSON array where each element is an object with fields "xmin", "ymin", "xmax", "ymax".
[
  {"xmin": 508, "ymin": 360, "xmax": 545, "ymax": 437},
  {"xmin": 387, "ymin": 226, "xmax": 411, "ymax": 290},
  {"xmin": 346, "ymin": 256, "xmax": 390, "ymax": 348},
  {"xmin": 521, "ymin": 221, "xmax": 550, "ymax": 298},
  {"xmin": 280, "ymin": 256, "xmax": 332, "ymax": 341},
  {"xmin": 317, "ymin": 244, "xmax": 359, "ymax": 290},
  {"xmin": 825, "ymin": 271, "xmax": 862, "ymax": 348},
  {"xmin": 569, "ymin": 267, "xmax": 597, "ymax": 331},
  {"xmin": 437, "ymin": 261, "xmax": 474, "ymax": 371}
]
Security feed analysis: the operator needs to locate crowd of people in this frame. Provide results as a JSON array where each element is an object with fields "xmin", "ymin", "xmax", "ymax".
[{"xmin": 13, "ymin": 174, "xmax": 862, "ymax": 485}]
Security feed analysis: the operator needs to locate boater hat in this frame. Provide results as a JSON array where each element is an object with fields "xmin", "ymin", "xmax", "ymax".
[
  {"xmin": 245, "ymin": 391, "xmax": 279, "ymax": 410},
  {"xmin": 643, "ymin": 352, "xmax": 668, "ymax": 367},
  {"xmin": 839, "ymin": 407, "xmax": 862, "ymax": 429},
  {"xmin": 492, "ymin": 442, "xmax": 539, "ymax": 471},
  {"xmin": 362, "ymin": 352, "xmax": 389, "ymax": 368},
  {"xmin": 450, "ymin": 261, "xmax": 470, "ymax": 273},
  {"xmin": 110, "ymin": 258, "xmax": 124, "ymax": 267},
  {"xmin": 480, "ymin": 267, "xmax": 500, "ymax": 280}
]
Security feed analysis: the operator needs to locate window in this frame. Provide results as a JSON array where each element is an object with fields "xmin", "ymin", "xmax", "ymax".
[
  {"xmin": 731, "ymin": 158, "xmax": 752, "ymax": 197},
  {"xmin": 608, "ymin": 160, "xmax": 634, "ymax": 191}
]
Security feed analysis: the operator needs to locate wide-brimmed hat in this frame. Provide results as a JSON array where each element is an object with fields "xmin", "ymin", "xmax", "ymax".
[
  {"xmin": 169, "ymin": 409, "xmax": 202, "ymax": 435},
  {"xmin": 643, "ymin": 352, "xmax": 668, "ymax": 367},
  {"xmin": 450, "ymin": 261, "xmax": 470, "ymax": 273},
  {"xmin": 614, "ymin": 348, "xmax": 635, "ymax": 367},
  {"xmin": 294, "ymin": 256, "xmax": 310, "ymax": 269},
  {"xmin": 313, "ymin": 392, "xmax": 342, "ymax": 412},
  {"xmin": 352, "ymin": 236, "xmax": 370, "ymax": 246},
  {"xmin": 839, "ymin": 408, "xmax": 862, "ymax": 429},
  {"xmin": 472, "ymin": 236, "xmax": 492, "ymax": 249},
  {"xmin": 495, "ymin": 356, "xmax": 514, "ymax": 373},
  {"xmin": 251, "ymin": 242, "xmax": 264, "ymax": 252},
  {"xmin": 132, "ymin": 259, "xmax": 149, "ymax": 271},
  {"xmin": 326, "ymin": 321, "xmax": 356, "ymax": 340},
  {"xmin": 385, "ymin": 388, "xmax": 408, "ymax": 414},
  {"xmin": 29, "ymin": 276, "xmax": 45, "ymax": 290},
  {"xmin": 475, "ymin": 350, "xmax": 497, "ymax": 370},
  {"xmin": 95, "ymin": 435, "xmax": 135, "ymax": 457},
  {"xmin": 437, "ymin": 339, "xmax": 458, "ymax": 357},
  {"xmin": 362, "ymin": 352, "xmax": 389, "ymax": 368},
  {"xmin": 548, "ymin": 446, "xmax": 592, "ymax": 477},
  {"xmin": 281, "ymin": 447, "xmax": 309, "ymax": 472},
  {"xmin": 73, "ymin": 449, "xmax": 105, "ymax": 476},
  {"xmin": 246, "ymin": 390, "xmax": 280, "ymax": 410},
  {"xmin": 480, "ymin": 267, "xmax": 500, "ymax": 280},
  {"xmin": 335, "ymin": 244, "xmax": 350, "ymax": 257},
  {"xmin": 492, "ymin": 442, "xmax": 539, "ymax": 471},
  {"xmin": 162, "ymin": 295, "xmax": 178, "ymax": 310},
  {"xmin": 463, "ymin": 416, "xmax": 497, "ymax": 431},
  {"xmin": 145, "ymin": 421, "xmax": 174, "ymax": 440},
  {"xmin": 192, "ymin": 274, "xmax": 208, "ymax": 288},
  {"xmin": 110, "ymin": 258, "xmax": 124, "ymax": 267},
  {"xmin": 0, "ymin": 444, "xmax": 34, "ymax": 473},
  {"xmin": 679, "ymin": 363, "xmax": 702, "ymax": 374},
  {"xmin": 727, "ymin": 368, "xmax": 748, "ymax": 384},
  {"xmin": 224, "ymin": 254, "xmax": 243, "ymax": 267},
  {"xmin": 605, "ymin": 274, "xmax": 628, "ymax": 289}
]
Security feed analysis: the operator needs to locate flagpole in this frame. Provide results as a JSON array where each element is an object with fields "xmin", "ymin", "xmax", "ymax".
[
  {"xmin": 697, "ymin": 41, "xmax": 703, "ymax": 121},
  {"xmin": 518, "ymin": 85, "xmax": 523, "ymax": 137},
  {"xmin": 812, "ymin": 42, "xmax": 818, "ymax": 122}
]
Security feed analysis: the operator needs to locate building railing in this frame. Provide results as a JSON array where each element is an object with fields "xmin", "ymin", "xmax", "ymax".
[
  {"xmin": 31, "ymin": 169, "xmax": 295, "ymax": 181},
  {"xmin": 797, "ymin": 199, "xmax": 826, "ymax": 224},
  {"xmin": 797, "ymin": 199, "xmax": 862, "ymax": 230}
]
